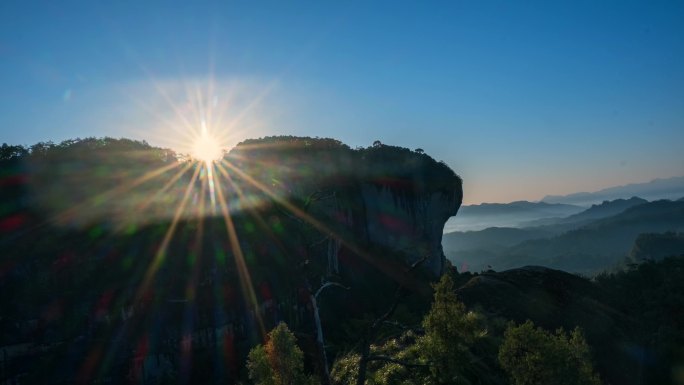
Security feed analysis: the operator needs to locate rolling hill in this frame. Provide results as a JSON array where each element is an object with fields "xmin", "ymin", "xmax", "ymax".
[{"xmin": 446, "ymin": 199, "xmax": 684, "ymax": 274}]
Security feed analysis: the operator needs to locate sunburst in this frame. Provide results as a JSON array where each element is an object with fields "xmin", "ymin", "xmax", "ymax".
[{"xmin": 192, "ymin": 123, "xmax": 224, "ymax": 164}]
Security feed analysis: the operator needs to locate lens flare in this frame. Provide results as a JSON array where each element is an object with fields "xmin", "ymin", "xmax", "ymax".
[{"xmin": 192, "ymin": 124, "xmax": 223, "ymax": 164}]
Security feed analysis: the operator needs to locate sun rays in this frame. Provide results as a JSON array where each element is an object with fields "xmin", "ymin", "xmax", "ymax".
[
  {"xmin": 42, "ymin": 76, "xmax": 389, "ymax": 382},
  {"xmin": 19, "ymin": 130, "xmax": 436, "ymax": 383}
]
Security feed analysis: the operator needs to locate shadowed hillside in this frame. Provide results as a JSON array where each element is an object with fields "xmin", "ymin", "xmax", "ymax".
[
  {"xmin": 629, "ymin": 232, "xmax": 684, "ymax": 262},
  {"xmin": 455, "ymin": 257, "xmax": 684, "ymax": 385},
  {"xmin": 1, "ymin": 137, "xmax": 462, "ymax": 384},
  {"xmin": 445, "ymin": 198, "xmax": 684, "ymax": 274}
]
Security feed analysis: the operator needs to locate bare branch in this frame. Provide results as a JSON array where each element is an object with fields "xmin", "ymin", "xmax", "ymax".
[
  {"xmin": 371, "ymin": 255, "xmax": 429, "ymax": 331},
  {"xmin": 314, "ymin": 281, "xmax": 350, "ymax": 299},
  {"xmin": 356, "ymin": 255, "xmax": 430, "ymax": 385},
  {"xmin": 408, "ymin": 254, "xmax": 430, "ymax": 271}
]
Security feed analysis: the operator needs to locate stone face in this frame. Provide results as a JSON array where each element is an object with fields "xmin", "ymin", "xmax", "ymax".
[
  {"xmin": 229, "ymin": 136, "xmax": 464, "ymax": 279},
  {"xmin": 359, "ymin": 184, "xmax": 461, "ymax": 276}
]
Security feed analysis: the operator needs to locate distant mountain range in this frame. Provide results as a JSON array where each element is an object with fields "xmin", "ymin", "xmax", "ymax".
[
  {"xmin": 444, "ymin": 176, "xmax": 684, "ymax": 232},
  {"xmin": 518, "ymin": 196, "xmax": 648, "ymax": 229},
  {"xmin": 542, "ymin": 175, "xmax": 684, "ymax": 206},
  {"xmin": 444, "ymin": 201, "xmax": 583, "ymax": 232},
  {"xmin": 444, "ymin": 198, "xmax": 684, "ymax": 275}
]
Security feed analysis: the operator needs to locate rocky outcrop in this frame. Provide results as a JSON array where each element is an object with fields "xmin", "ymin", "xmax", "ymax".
[
  {"xmin": 359, "ymin": 183, "xmax": 460, "ymax": 276},
  {"xmin": 229, "ymin": 136, "xmax": 463, "ymax": 279},
  {"xmin": 1, "ymin": 136, "xmax": 462, "ymax": 384}
]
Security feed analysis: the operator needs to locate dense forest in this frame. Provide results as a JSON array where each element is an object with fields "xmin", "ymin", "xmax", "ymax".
[{"xmin": 1, "ymin": 138, "xmax": 683, "ymax": 384}]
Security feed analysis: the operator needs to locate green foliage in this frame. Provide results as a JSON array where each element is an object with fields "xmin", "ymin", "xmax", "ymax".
[
  {"xmin": 247, "ymin": 323, "xmax": 317, "ymax": 385},
  {"xmin": 330, "ymin": 333, "xmax": 427, "ymax": 385},
  {"xmin": 368, "ymin": 333, "xmax": 428, "ymax": 385},
  {"xmin": 247, "ymin": 345, "xmax": 275, "ymax": 385},
  {"xmin": 330, "ymin": 274, "xmax": 487, "ymax": 385},
  {"xmin": 356, "ymin": 143, "xmax": 461, "ymax": 194},
  {"xmin": 0, "ymin": 143, "xmax": 29, "ymax": 161},
  {"xmin": 498, "ymin": 320, "xmax": 601, "ymax": 385},
  {"xmin": 417, "ymin": 274, "xmax": 486, "ymax": 384},
  {"xmin": 231, "ymin": 135, "xmax": 462, "ymax": 197},
  {"xmin": 331, "ymin": 353, "xmax": 361, "ymax": 385}
]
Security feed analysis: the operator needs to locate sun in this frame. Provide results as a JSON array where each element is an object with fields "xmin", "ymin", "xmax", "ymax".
[{"xmin": 192, "ymin": 129, "xmax": 223, "ymax": 164}]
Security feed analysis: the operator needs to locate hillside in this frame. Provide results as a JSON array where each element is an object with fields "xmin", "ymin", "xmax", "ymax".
[
  {"xmin": 443, "ymin": 227, "xmax": 552, "ymax": 253},
  {"xmin": 500, "ymin": 199, "xmax": 684, "ymax": 273},
  {"xmin": 0, "ymin": 137, "xmax": 462, "ymax": 384},
  {"xmin": 445, "ymin": 198, "xmax": 684, "ymax": 274},
  {"xmin": 455, "ymin": 257, "xmax": 684, "ymax": 385},
  {"xmin": 629, "ymin": 232, "xmax": 684, "ymax": 262},
  {"xmin": 444, "ymin": 200, "xmax": 582, "ymax": 232},
  {"xmin": 519, "ymin": 196, "xmax": 648, "ymax": 229}
]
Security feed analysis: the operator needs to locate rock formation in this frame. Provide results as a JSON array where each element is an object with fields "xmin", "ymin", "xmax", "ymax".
[{"xmin": 0, "ymin": 136, "xmax": 463, "ymax": 383}]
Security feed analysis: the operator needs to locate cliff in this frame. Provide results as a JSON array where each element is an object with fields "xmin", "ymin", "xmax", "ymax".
[
  {"xmin": 226, "ymin": 136, "xmax": 463, "ymax": 278},
  {"xmin": 3, "ymin": 137, "xmax": 462, "ymax": 278},
  {"xmin": 0, "ymin": 136, "xmax": 462, "ymax": 383}
]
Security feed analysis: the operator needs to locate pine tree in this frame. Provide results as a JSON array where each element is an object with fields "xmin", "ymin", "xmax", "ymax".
[
  {"xmin": 247, "ymin": 322, "xmax": 317, "ymax": 385},
  {"xmin": 498, "ymin": 320, "xmax": 602, "ymax": 385},
  {"xmin": 417, "ymin": 274, "xmax": 485, "ymax": 384}
]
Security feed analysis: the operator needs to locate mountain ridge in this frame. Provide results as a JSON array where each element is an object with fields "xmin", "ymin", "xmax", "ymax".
[
  {"xmin": 518, "ymin": 196, "xmax": 648, "ymax": 229},
  {"xmin": 444, "ymin": 200, "xmax": 582, "ymax": 232},
  {"xmin": 542, "ymin": 176, "xmax": 684, "ymax": 206},
  {"xmin": 445, "ymin": 198, "xmax": 684, "ymax": 274}
]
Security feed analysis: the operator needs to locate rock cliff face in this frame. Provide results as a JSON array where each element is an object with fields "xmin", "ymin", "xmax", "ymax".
[
  {"xmin": 230, "ymin": 136, "xmax": 463, "ymax": 278},
  {"xmin": 358, "ymin": 183, "xmax": 460, "ymax": 276}
]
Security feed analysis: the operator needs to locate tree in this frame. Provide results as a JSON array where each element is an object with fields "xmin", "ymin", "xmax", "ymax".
[
  {"xmin": 247, "ymin": 322, "xmax": 317, "ymax": 385},
  {"xmin": 354, "ymin": 256, "xmax": 430, "ymax": 385},
  {"xmin": 0, "ymin": 143, "xmax": 28, "ymax": 161},
  {"xmin": 417, "ymin": 273, "xmax": 485, "ymax": 384},
  {"xmin": 332, "ymin": 272, "xmax": 488, "ymax": 385},
  {"xmin": 498, "ymin": 320, "xmax": 602, "ymax": 385}
]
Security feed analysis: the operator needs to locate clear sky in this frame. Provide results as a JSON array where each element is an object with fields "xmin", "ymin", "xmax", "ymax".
[{"xmin": 1, "ymin": 1, "xmax": 683, "ymax": 204}]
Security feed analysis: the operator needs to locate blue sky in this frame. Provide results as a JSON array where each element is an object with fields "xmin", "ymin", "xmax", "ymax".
[{"xmin": 1, "ymin": 1, "xmax": 683, "ymax": 204}]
